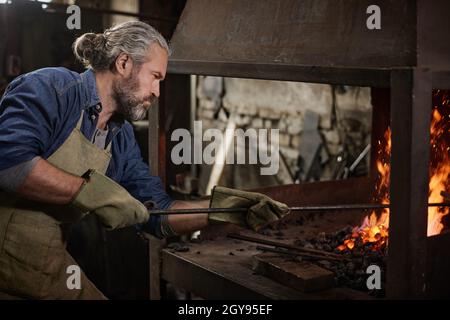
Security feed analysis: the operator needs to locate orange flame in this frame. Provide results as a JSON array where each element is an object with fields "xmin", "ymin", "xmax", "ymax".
[
  {"xmin": 428, "ymin": 90, "xmax": 450, "ymax": 236},
  {"xmin": 339, "ymin": 90, "xmax": 449, "ymax": 251}
]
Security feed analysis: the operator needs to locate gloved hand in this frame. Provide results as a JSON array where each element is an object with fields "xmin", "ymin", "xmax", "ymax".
[
  {"xmin": 208, "ymin": 186, "xmax": 290, "ymax": 231},
  {"xmin": 71, "ymin": 169, "xmax": 149, "ymax": 230}
]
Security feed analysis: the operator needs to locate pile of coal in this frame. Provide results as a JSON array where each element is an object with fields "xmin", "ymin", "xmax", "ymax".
[{"xmin": 295, "ymin": 225, "xmax": 387, "ymax": 297}]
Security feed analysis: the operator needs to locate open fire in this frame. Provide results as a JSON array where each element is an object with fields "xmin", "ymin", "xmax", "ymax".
[{"xmin": 338, "ymin": 90, "xmax": 450, "ymax": 252}]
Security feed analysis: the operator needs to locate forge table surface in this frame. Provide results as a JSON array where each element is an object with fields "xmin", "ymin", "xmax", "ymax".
[{"xmin": 160, "ymin": 210, "xmax": 373, "ymax": 300}]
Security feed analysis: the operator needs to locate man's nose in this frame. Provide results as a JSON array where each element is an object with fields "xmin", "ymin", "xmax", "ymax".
[{"xmin": 151, "ymin": 83, "xmax": 160, "ymax": 98}]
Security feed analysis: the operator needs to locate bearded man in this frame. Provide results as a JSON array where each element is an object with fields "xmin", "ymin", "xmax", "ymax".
[{"xmin": 0, "ymin": 21, "xmax": 288, "ymax": 299}]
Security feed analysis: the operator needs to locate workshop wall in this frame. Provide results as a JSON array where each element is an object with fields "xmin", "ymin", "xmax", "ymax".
[{"xmin": 196, "ymin": 76, "xmax": 372, "ymax": 191}]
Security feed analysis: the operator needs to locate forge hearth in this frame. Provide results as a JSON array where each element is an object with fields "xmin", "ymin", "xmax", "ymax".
[
  {"xmin": 249, "ymin": 209, "xmax": 388, "ymax": 297},
  {"xmin": 250, "ymin": 88, "xmax": 449, "ymax": 297},
  {"xmin": 150, "ymin": 0, "xmax": 450, "ymax": 299}
]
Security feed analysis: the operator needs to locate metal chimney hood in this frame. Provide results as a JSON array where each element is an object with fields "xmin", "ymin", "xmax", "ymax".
[{"xmin": 168, "ymin": 0, "xmax": 450, "ymax": 87}]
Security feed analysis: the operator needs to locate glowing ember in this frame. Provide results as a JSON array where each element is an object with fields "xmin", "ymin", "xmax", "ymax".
[
  {"xmin": 339, "ymin": 90, "xmax": 450, "ymax": 251},
  {"xmin": 338, "ymin": 128, "xmax": 391, "ymax": 252}
]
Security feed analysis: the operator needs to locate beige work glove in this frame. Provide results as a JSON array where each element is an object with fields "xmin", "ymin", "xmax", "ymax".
[
  {"xmin": 71, "ymin": 169, "xmax": 150, "ymax": 230},
  {"xmin": 209, "ymin": 186, "xmax": 290, "ymax": 231}
]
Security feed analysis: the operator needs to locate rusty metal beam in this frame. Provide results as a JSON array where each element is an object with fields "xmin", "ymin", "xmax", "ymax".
[
  {"xmin": 387, "ymin": 68, "xmax": 431, "ymax": 299},
  {"xmin": 169, "ymin": 60, "xmax": 391, "ymax": 88},
  {"xmin": 252, "ymin": 177, "xmax": 373, "ymax": 207},
  {"xmin": 147, "ymin": 99, "xmax": 167, "ymax": 300}
]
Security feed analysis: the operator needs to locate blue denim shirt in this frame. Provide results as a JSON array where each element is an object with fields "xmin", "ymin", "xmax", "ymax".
[{"xmin": 0, "ymin": 67, "xmax": 173, "ymax": 236}]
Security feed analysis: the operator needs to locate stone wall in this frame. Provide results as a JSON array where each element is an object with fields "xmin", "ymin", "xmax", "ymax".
[{"xmin": 196, "ymin": 76, "xmax": 372, "ymax": 190}]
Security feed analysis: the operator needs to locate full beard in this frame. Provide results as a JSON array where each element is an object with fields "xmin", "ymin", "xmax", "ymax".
[{"xmin": 112, "ymin": 71, "xmax": 156, "ymax": 121}]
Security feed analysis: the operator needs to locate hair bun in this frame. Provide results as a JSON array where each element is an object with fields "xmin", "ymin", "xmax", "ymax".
[
  {"xmin": 73, "ymin": 33, "xmax": 106, "ymax": 68},
  {"xmin": 72, "ymin": 21, "xmax": 170, "ymax": 72}
]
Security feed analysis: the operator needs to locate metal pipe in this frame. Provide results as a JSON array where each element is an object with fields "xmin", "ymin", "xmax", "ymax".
[
  {"xmin": 349, "ymin": 144, "xmax": 371, "ymax": 172},
  {"xmin": 255, "ymin": 245, "xmax": 344, "ymax": 262},
  {"xmin": 228, "ymin": 233, "xmax": 346, "ymax": 260},
  {"xmin": 148, "ymin": 202, "xmax": 450, "ymax": 215}
]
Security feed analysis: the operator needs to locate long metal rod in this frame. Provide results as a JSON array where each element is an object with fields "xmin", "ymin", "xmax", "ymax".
[
  {"xmin": 149, "ymin": 202, "xmax": 450, "ymax": 215},
  {"xmin": 349, "ymin": 144, "xmax": 371, "ymax": 172},
  {"xmin": 255, "ymin": 245, "xmax": 343, "ymax": 262},
  {"xmin": 228, "ymin": 233, "xmax": 346, "ymax": 260}
]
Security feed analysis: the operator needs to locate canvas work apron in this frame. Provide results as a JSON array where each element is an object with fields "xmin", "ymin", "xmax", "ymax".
[{"xmin": 0, "ymin": 111, "xmax": 112, "ymax": 299}]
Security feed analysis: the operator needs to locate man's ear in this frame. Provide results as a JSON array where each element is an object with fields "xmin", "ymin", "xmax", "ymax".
[{"xmin": 114, "ymin": 52, "xmax": 133, "ymax": 77}]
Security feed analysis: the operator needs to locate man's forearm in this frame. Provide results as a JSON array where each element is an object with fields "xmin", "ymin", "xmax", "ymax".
[
  {"xmin": 16, "ymin": 158, "xmax": 84, "ymax": 204},
  {"xmin": 167, "ymin": 200, "xmax": 209, "ymax": 235}
]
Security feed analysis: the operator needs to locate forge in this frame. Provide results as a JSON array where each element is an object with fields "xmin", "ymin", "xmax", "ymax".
[
  {"xmin": 4, "ymin": 0, "xmax": 450, "ymax": 303},
  {"xmin": 145, "ymin": 0, "xmax": 450, "ymax": 300}
]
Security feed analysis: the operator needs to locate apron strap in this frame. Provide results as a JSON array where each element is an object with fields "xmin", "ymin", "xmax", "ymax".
[
  {"xmin": 105, "ymin": 140, "xmax": 112, "ymax": 153},
  {"xmin": 78, "ymin": 109, "xmax": 112, "ymax": 153},
  {"xmin": 76, "ymin": 110, "xmax": 85, "ymax": 130}
]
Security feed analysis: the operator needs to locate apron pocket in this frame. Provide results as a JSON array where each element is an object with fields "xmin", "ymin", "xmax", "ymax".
[
  {"xmin": 3, "ymin": 210, "xmax": 62, "ymax": 270},
  {"xmin": 0, "ymin": 210, "xmax": 64, "ymax": 298}
]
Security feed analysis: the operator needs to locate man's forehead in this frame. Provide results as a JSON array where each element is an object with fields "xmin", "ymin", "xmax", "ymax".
[
  {"xmin": 144, "ymin": 43, "xmax": 168, "ymax": 72},
  {"xmin": 148, "ymin": 43, "xmax": 168, "ymax": 60}
]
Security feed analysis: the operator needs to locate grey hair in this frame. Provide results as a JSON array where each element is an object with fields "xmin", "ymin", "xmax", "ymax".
[{"xmin": 73, "ymin": 21, "xmax": 171, "ymax": 71}]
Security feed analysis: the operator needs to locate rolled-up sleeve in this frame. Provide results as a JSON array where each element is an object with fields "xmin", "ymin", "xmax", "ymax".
[
  {"xmin": 0, "ymin": 156, "xmax": 41, "ymax": 191},
  {"xmin": 0, "ymin": 75, "xmax": 58, "ymax": 171}
]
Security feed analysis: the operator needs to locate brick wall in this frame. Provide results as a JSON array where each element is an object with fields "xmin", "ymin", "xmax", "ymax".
[{"xmin": 196, "ymin": 76, "xmax": 372, "ymax": 190}]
